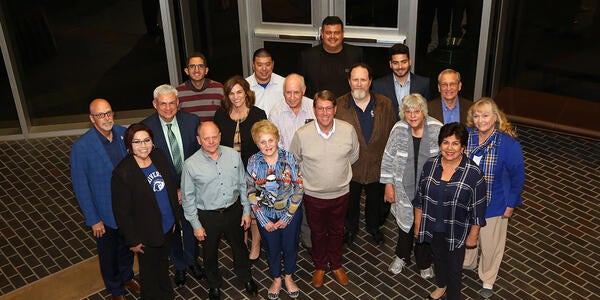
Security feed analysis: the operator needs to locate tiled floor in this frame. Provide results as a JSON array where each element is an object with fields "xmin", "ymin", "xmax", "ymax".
[{"xmin": 1, "ymin": 127, "xmax": 599, "ymax": 299}]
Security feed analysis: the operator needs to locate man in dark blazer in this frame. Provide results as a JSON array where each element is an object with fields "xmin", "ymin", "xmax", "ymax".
[
  {"xmin": 427, "ymin": 68, "xmax": 473, "ymax": 124},
  {"xmin": 372, "ymin": 43, "xmax": 431, "ymax": 120},
  {"xmin": 70, "ymin": 98, "xmax": 140, "ymax": 300},
  {"xmin": 142, "ymin": 84, "xmax": 203, "ymax": 286}
]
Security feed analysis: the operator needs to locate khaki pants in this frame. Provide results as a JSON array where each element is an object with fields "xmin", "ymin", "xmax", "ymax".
[{"xmin": 463, "ymin": 216, "xmax": 508, "ymax": 289}]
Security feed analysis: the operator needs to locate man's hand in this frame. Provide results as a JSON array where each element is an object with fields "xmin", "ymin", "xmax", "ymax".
[
  {"xmin": 177, "ymin": 188, "xmax": 182, "ymax": 205},
  {"xmin": 502, "ymin": 207, "xmax": 514, "ymax": 219},
  {"xmin": 384, "ymin": 184, "xmax": 396, "ymax": 203},
  {"xmin": 194, "ymin": 227, "xmax": 206, "ymax": 241},
  {"xmin": 91, "ymin": 221, "xmax": 105, "ymax": 238},
  {"xmin": 241, "ymin": 214, "xmax": 251, "ymax": 230},
  {"xmin": 130, "ymin": 243, "xmax": 144, "ymax": 254}
]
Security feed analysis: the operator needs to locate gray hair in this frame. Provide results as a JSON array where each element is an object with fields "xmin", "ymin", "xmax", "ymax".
[
  {"xmin": 398, "ymin": 93, "xmax": 428, "ymax": 120},
  {"xmin": 284, "ymin": 73, "xmax": 306, "ymax": 90},
  {"xmin": 153, "ymin": 84, "xmax": 178, "ymax": 100}
]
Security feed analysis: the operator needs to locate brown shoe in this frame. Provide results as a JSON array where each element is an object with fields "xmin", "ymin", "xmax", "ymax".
[
  {"xmin": 311, "ymin": 269, "xmax": 326, "ymax": 287},
  {"xmin": 125, "ymin": 278, "xmax": 141, "ymax": 294},
  {"xmin": 332, "ymin": 268, "xmax": 349, "ymax": 286}
]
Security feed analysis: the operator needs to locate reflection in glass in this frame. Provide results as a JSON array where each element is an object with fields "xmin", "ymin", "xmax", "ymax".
[
  {"xmin": 261, "ymin": 0, "xmax": 311, "ymax": 24},
  {"xmin": 415, "ymin": 0, "xmax": 482, "ymax": 100},
  {"xmin": 345, "ymin": 0, "xmax": 398, "ymax": 28},
  {"xmin": 1, "ymin": 0, "xmax": 169, "ymax": 124},
  {"xmin": 0, "ymin": 55, "xmax": 20, "ymax": 132},
  {"xmin": 263, "ymin": 41, "xmax": 312, "ymax": 77}
]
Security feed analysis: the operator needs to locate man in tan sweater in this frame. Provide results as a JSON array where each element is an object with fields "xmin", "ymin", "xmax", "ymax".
[{"xmin": 289, "ymin": 90, "xmax": 359, "ymax": 288}]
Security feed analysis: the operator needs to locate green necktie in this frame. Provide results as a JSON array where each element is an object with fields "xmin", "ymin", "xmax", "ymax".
[{"xmin": 166, "ymin": 123, "xmax": 183, "ymax": 175}]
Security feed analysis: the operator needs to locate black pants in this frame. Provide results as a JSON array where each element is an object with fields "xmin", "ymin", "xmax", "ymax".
[
  {"xmin": 137, "ymin": 232, "xmax": 174, "ymax": 300},
  {"xmin": 198, "ymin": 202, "xmax": 252, "ymax": 288},
  {"xmin": 430, "ymin": 232, "xmax": 466, "ymax": 300},
  {"xmin": 395, "ymin": 224, "xmax": 433, "ymax": 270},
  {"xmin": 346, "ymin": 181, "xmax": 389, "ymax": 235}
]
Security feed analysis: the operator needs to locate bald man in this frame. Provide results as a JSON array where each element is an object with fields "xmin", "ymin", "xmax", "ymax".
[
  {"xmin": 71, "ymin": 99, "xmax": 140, "ymax": 300},
  {"xmin": 181, "ymin": 122, "xmax": 258, "ymax": 300}
]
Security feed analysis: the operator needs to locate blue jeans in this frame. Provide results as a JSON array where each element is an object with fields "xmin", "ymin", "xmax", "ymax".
[{"xmin": 258, "ymin": 207, "xmax": 303, "ymax": 278}]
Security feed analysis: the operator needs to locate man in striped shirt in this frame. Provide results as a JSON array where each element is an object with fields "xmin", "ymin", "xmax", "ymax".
[{"xmin": 177, "ymin": 52, "xmax": 224, "ymax": 122}]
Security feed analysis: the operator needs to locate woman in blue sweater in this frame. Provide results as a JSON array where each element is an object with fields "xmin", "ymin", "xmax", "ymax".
[{"xmin": 463, "ymin": 98, "xmax": 526, "ymax": 299}]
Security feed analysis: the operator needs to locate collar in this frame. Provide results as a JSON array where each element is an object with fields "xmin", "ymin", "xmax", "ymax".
[
  {"xmin": 186, "ymin": 78, "xmax": 209, "ymax": 92},
  {"xmin": 315, "ymin": 119, "xmax": 336, "ymax": 139}
]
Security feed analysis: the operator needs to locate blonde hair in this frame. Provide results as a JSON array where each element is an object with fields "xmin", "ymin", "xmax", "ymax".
[
  {"xmin": 467, "ymin": 97, "xmax": 517, "ymax": 137},
  {"xmin": 398, "ymin": 93, "xmax": 428, "ymax": 120},
  {"xmin": 251, "ymin": 120, "xmax": 280, "ymax": 145}
]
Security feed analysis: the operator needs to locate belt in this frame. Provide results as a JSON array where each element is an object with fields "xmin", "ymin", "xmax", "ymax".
[{"xmin": 201, "ymin": 202, "xmax": 238, "ymax": 214}]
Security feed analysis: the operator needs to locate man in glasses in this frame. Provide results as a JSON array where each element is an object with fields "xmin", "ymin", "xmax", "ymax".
[
  {"xmin": 289, "ymin": 90, "xmax": 359, "ymax": 288},
  {"xmin": 427, "ymin": 68, "xmax": 473, "ymax": 124},
  {"xmin": 177, "ymin": 52, "xmax": 224, "ymax": 122},
  {"xmin": 71, "ymin": 99, "xmax": 140, "ymax": 300},
  {"xmin": 142, "ymin": 84, "xmax": 203, "ymax": 287}
]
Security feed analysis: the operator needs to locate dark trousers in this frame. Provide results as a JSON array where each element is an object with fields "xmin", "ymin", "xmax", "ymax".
[
  {"xmin": 346, "ymin": 181, "xmax": 389, "ymax": 235},
  {"xmin": 138, "ymin": 233, "xmax": 174, "ymax": 300},
  {"xmin": 198, "ymin": 202, "xmax": 251, "ymax": 288},
  {"xmin": 304, "ymin": 193, "xmax": 349, "ymax": 270},
  {"xmin": 395, "ymin": 224, "xmax": 433, "ymax": 270},
  {"xmin": 97, "ymin": 226, "xmax": 134, "ymax": 296},
  {"xmin": 258, "ymin": 207, "xmax": 302, "ymax": 278},
  {"xmin": 431, "ymin": 232, "xmax": 466, "ymax": 300},
  {"xmin": 170, "ymin": 206, "xmax": 200, "ymax": 271}
]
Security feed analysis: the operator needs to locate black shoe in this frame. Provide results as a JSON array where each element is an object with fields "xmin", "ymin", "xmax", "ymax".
[
  {"xmin": 174, "ymin": 269, "xmax": 186, "ymax": 286},
  {"xmin": 188, "ymin": 262, "xmax": 205, "ymax": 280},
  {"xmin": 344, "ymin": 230, "xmax": 356, "ymax": 247},
  {"xmin": 208, "ymin": 287, "xmax": 221, "ymax": 300},
  {"xmin": 245, "ymin": 280, "xmax": 258, "ymax": 296},
  {"xmin": 301, "ymin": 242, "xmax": 312, "ymax": 256},
  {"xmin": 371, "ymin": 231, "xmax": 384, "ymax": 246}
]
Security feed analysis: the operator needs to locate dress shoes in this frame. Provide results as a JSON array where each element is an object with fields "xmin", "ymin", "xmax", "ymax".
[
  {"xmin": 174, "ymin": 269, "xmax": 186, "ymax": 286},
  {"xmin": 343, "ymin": 230, "xmax": 357, "ymax": 247},
  {"xmin": 332, "ymin": 268, "xmax": 349, "ymax": 286},
  {"xmin": 371, "ymin": 231, "xmax": 384, "ymax": 246},
  {"xmin": 312, "ymin": 269, "xmax": 325, "ymax": 287},
  {"xmin": 245, "ymin": 280, "xmax": 258, "ymax": 296},
  {"xmin": 208, "ymin": 287, "xmax": 221, "ymax": 300},
  {"xmin": 301, "ymin": 242, "xmax": 312, "ymax": 256},
  {"xmin": 124, "ymin": 278, "xmax": 141, "ymax": 294},
  {"xmin": 188, "ymin": 262, "xmax": 205, "ymax": 280}
]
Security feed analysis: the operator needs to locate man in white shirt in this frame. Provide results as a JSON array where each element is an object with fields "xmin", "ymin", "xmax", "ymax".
[{"xmin": 246, "ymin": 48, "xmax": 285, "ymax": 116}]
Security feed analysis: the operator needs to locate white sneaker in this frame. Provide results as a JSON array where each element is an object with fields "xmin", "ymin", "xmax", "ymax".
[
  {"xmin": 388, "ymin": 257, "xmax": 406, "ymax": 274},
  {"xmin": 420, "ymin": 266, "xmax": 434, "ymax": 279}
]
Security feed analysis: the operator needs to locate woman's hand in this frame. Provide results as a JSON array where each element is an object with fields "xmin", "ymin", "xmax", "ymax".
[
  {"xmin": 274, "ymin": 219, "xmax": 287, "ymax": 229},
  {"xmin": 264, "ymin": 221, "xmax": 278, "ymax": 232},
  {"xmin": 502, "ymin": 207, "xmax": 514, "ymax": 219},
  {"xmin": 130, "ymin": 243, "xmax": 144, "ymax": 254},
  {"xmin": 384, "ymin": 184, "xmax": 396, "ymax": 203}
]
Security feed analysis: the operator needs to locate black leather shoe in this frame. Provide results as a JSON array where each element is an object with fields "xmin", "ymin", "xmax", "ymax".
[
  {"xmin": 245, "ymin": 280, "xmax": 258, "ymax": 296},
  {"xmin": 188, "ymin": 262, "xmax": 205, "ymax": 280},
  {"xmin": 343, "ymin": 230, "xmax": 356, "ymax": 247},
  {"xmin": 208, "ymin": 287, "xmax": 221, "ymax": 300},
  {"xmin": 300, "ymin": 242, "xmax": 312, "ymax": 256},
  {"xmin": 372, "ymin": 231, "xmax": 384, "ymax": 246},
  {"xmin": 174, "ymin": 269, "xmax": 186, "ymax": 286}
]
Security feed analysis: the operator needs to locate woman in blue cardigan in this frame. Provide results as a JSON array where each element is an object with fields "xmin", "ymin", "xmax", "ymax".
[{"xmin": 463, "ymin": 98, "xmax": 526, "ymax": 299}]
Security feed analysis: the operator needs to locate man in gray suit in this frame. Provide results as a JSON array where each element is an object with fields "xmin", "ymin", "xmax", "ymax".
[{"xmin": 372, "ymin": 43, "xmax": 431, "ymax": 120}]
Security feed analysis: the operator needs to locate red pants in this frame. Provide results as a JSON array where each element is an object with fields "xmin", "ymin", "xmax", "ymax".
[{"xmin": 303, "ymin": 193, "xmax": 349, "ymax": 270}]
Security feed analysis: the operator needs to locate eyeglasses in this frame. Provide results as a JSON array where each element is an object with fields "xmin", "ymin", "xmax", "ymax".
[
  {"xmin": 404, "ymin": 109, "xmax": 422, "ymax": 115},
  {"xmin": 131, "ymin": 138, "xmax": 152, "ymax": 146},
  {"xmin": 439, "ymin": 82, "xmax": 459, "ymax": 89},
  {"xmin": 187, "ymin": 64, "xmax": 206, "ymax": 70},
  {"xmin": 91, "ymin": 111, "xmax": 114, "ymax": 119},
  {"xmin": 315, "ymin": 106, "xmax": 334, "ymax": 112}
]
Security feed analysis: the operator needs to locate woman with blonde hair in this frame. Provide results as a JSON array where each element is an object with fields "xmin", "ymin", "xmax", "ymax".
[{"xmin": 463, "ymin": 97, "xmax": 525, "ymax": 299}]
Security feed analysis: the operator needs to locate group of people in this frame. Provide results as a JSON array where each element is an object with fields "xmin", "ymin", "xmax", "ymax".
[{"xmin": 70, "ymin": 15, "xmax": 524, "ymax": 300}]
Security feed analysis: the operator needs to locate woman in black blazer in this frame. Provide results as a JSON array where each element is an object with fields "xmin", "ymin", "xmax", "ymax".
[{"xmin": 112, "ymin": 123, "xmax": 181, "ymax": 300}]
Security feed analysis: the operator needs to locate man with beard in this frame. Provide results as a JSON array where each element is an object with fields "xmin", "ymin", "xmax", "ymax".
[
  {"xmin": 300, "ymin": 16, "xmax": 363, "ymax": 98},
  {"xmin": 177, "ymin": 52, "xmax": 224, "ymax": 122},
  {"xmin": 335, "ymin": 63, "xmax": 396, "ymax": 247},
  {"xmin": 70, "ymin": 99, "xmax": 140, "ymax": 300},
  {"xmin": 427, "ymin": 68, "xmax": 473, "ymax": 124},
  {"xmin": 372, "ymin": 43, "xmax": 431, "ymax": 119}
]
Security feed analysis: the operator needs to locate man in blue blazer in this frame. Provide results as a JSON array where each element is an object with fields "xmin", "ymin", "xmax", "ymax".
[
  {"xmin": 142, "ymin": 84, "xmax": 203, "ymax": 286},
  {"xmin": 70, "ymin": 98, "xmax": 140, "ymax": 300},
  {"xmin": 372, "ymin": 43, "xmax": 431, "ymax": 120}
]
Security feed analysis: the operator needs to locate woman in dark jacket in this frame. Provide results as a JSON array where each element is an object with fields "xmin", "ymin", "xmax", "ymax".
[{"xmin": 112, "ymin": 123, "xmax": 181, "ymax": 300}]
